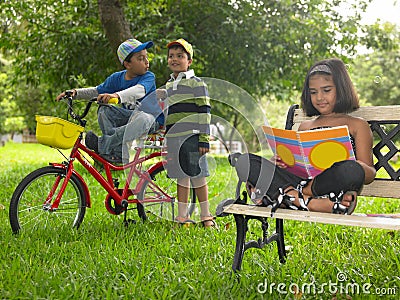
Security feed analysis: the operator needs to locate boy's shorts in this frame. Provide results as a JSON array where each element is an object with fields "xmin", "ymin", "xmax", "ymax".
[{"xmin": 166, "ymin": 134, "xmax": 209, "ymax": 179}]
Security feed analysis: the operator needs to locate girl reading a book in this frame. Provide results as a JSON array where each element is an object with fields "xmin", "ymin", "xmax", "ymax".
[{"xmin": 232, "ymin": 58, "xmax": 376, "ymax": 214}]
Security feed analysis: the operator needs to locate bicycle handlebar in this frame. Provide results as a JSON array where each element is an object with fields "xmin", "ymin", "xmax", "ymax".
[
  {"xmin": 109, "ymin": 98, "xmax": 119, "ymax": 104},
  {"xmin": 62, "ymin": 91, "xmax": 119, "ymax": 127}
]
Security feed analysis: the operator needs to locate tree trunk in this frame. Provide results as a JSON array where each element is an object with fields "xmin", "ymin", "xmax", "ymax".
[{"xmin": 97, "ymin": 0, "xmax": 132, "ymax": 66}]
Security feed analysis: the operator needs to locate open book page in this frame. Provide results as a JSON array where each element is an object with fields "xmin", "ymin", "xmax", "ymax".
[
  {"xmin": 297, "ymin": 126, "xmax": 355, "ymax": 177},
  {"xmin": 262, "ymin": 125, "xmax": 355, "ymax": 178},
  {"xmin": 263, "ymin": 126, "xmax": 310, "ymax": 177}
]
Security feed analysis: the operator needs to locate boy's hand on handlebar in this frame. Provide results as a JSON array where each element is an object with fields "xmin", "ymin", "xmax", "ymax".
[
  {"xmin": 97, "ymin": 93, "xmax": 119, "ymax": 104},
  {"xmin": 56, "ymin": 90, "xmax": 76, "ymax": 101}
]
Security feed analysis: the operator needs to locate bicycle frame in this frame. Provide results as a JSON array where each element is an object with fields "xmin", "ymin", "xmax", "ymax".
[
  {"xmin": 44, "ymin": 98, "xmax": 171, "ymax": 215},
  {"xmin": 47, "ymin": 134, "xmax": 170, "ymax": 212},
  {"xmin": 9, "ymin": 95, "xmax": 186, "ymax": 235}
]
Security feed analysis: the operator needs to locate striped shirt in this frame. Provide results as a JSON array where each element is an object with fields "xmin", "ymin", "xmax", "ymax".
[{"xmin": 165, "ymin": 70, "xmax": 211, "ymax": 148}]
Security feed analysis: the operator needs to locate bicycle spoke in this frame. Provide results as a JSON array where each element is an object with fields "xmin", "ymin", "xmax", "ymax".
[{"xmin": 9, "ymin": 166, "xmax": 87, "ymax": 233}]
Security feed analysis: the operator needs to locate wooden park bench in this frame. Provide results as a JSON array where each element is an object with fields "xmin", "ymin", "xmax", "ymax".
[{"xmin": 222, "ymin": 104, "xmax": 400, "ymax": 272}]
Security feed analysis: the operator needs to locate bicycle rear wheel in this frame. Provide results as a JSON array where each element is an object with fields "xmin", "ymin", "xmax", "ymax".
[
  {"xmin": 137, "ymin": 164, "xmax": 196, "ymax": 222},
  {"xmin": 9, "ymin": 166, "xmax": 87, "ymax": 234}
]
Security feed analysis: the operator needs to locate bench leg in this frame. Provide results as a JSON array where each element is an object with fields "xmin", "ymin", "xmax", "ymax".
[
  {"xmin": 232, "ymin": 213, "xmax": 247, "ymax": 272},
  {"xmin": 276, "ymin": 219, "xmax": 286, "ymax": 263},
  {"xmin": 231, "ymin": 214, "xmax": 286, "ymax": 271}
]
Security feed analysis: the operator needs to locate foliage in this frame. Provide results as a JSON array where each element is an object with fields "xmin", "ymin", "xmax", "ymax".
[
  {"xmin": 1, "ymin": 1, "xmax": 369, "ymax": 102},
  {"xmin": 2, "ymin": 0, "xmax": 399, "ymax": 149},
  {"xmin": 353, "ymin": 22, "xmax": 400, "ymax": 106},
  {"xmin": 353, "ymin": 51, "xmax": 400, "ymax": 106},
  {"xmin": 360, "ymin": 21, "xmax": 400, "ymax": 52},
  {"xmin": 1, "ymin": 0, "xmax": 113, "ymax": 87},
  {"xmin": 125, "ymin": 0, "xmax": 371, "ymax": 150},
  {"xmin": 125, "ymin": 0, "xmax": 370, "ymax": 97},
  {"xmin": 0, "ymin": 71, "xmax": 10, "ymax": 134}
]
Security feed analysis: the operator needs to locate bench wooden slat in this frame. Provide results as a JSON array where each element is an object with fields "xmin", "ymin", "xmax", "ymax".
[
  {"xmin": 360, "ymin": 180, "xmax": 400, "ymax": 198},
  {"xmin": 349, "ymin": 105, "xmax": 400, "ymax": 120},
  {"xmin": 290, "ymin": 104, "xmax": 400, "ymax": 199},
  {"xmin": 291, "ymin": 105, "xmax": 400, "ymax": 129},
  {"xmin": 224, "ymin": 204, "xmax": 400, "ymax": 230}
]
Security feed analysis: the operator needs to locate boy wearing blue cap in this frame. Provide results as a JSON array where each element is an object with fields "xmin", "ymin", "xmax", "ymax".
[
  {"xmin": 159, "ymin": 38, "xmax": 216, "ymax": 227},
  {"xmin": 57, "ymin": 39, "xmax": 164, "ymax": 163}
]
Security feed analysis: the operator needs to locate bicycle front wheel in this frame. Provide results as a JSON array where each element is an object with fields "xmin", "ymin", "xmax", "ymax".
[
  {"xmin": 137, "ymin": 164, "xmax": 196, "ymax": 222},
  {"xmin": 9, "ymin": 166, "xmax": 87, "ymax": 234}
]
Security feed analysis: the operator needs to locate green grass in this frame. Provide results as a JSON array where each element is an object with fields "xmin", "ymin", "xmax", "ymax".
[{"xmin": 0, "ymin": 142, "xmax": 399, "ymax": 299}]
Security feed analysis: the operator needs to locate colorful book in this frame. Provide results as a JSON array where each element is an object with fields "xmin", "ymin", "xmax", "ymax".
[{"xmin": 262, "ymin": 125, "xmax": 355, "ymax": 178}]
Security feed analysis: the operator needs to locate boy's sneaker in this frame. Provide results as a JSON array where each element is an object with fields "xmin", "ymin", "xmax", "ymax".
[
  {"xmin": 103, "ymin": 154, "xmax": 123, "ymax": 165},
  {"xmin": 85, "ymin": 131, "xmax": 99, "ymax": 153},
  {"xmin": 86, "ymin": 131, "xmax": 123, "ymax": 165}
]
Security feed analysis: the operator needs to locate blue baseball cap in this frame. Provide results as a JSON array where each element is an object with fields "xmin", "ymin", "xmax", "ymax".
[{"xmin": 117, "ymin": 39, "xmax": 153, "ymax": 65}]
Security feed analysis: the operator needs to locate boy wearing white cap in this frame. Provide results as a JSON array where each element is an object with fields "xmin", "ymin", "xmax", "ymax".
[{"xmin": 57, "ymin": 39, "xmax": 164, "ymax": 163}]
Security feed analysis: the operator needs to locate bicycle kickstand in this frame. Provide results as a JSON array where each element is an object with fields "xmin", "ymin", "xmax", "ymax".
[{"xmin": 122, "ymin": 201, "xmax": 136, "ymax": 227}]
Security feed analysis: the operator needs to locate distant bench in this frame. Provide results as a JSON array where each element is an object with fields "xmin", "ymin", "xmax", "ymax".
[{"xmin": 223, "ymin": 104, "xmax": 400, "ymax": 272}]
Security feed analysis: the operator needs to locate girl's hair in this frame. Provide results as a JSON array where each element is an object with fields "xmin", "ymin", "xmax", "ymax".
[{"xmin": 301, "ymin": 58, "xmax": 359, "ymax": 117}]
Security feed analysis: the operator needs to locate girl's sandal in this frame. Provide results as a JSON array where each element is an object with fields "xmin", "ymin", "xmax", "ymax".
[
  {"xmin": 246, "ymin": 182, "xmax": 280, "ymax": 208},
  {"xmin": 330, "ymin": 191, "xmax": 357, "ymax": 215},
  {"xmin": 277, "ymin": 180, "xmax": 313, "ymax": 212},
  {"xmin": 200, "ymin": 215, "xmax": 218, "ymax": 229}
]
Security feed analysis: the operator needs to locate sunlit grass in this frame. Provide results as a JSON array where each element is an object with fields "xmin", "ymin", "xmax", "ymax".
[{"xmin": 0, "ymin": 142, "xmax": 399, "ymax": 299}]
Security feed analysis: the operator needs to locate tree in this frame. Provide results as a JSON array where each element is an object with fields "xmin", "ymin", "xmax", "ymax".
[
  {"xmin": 353, "ymin": 22, "xmax": 400, "ymax": 106},
  {"xmin": 0, "ymin": 0, "xmax": 374, "ymax": 149},
  {"xmin": 98, "ymin": 0, "xmax": 132, "ymax": 68},
  {"xmin": 122, "ymin": 0, "xmax": 371, "ymax": 150},
  {"xmin": 1, "ymin": 0, "xmax": 371, "ymax": 93}
]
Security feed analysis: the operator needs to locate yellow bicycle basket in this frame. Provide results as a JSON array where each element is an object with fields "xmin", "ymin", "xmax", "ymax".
[{"xmin": 35, "ymin": 115, "xmax": 84, "ymax": 149}]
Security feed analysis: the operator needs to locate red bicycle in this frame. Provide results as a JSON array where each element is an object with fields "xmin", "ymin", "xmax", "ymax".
[{"xmin": 9, "ymin": 92, "xmax": 195, "ymax": 234}]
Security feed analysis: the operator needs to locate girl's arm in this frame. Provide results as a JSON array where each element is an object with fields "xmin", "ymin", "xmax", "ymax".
[{"xmin": 352, "ymin": 118, "xmax": 376, "ymax": 184}]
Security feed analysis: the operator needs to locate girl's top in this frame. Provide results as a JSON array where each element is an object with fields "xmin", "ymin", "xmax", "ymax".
[{"xmin": 165, "ymin": 70, "xmax": 211, "ymax": 148}]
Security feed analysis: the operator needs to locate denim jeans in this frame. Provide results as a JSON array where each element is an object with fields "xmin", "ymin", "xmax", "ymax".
[
  {"xmin": 98, "ymin": 105, "xmax": 132, "ymax": 135},
  {"xmin": 97, "ymin": 105, "xmax": 158, "ymax": 160}
]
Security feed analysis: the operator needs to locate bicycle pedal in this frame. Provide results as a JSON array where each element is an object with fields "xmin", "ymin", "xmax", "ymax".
[{"xmin": 112, "ymin": 178, "xmax": 120, "ymax": 188}]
